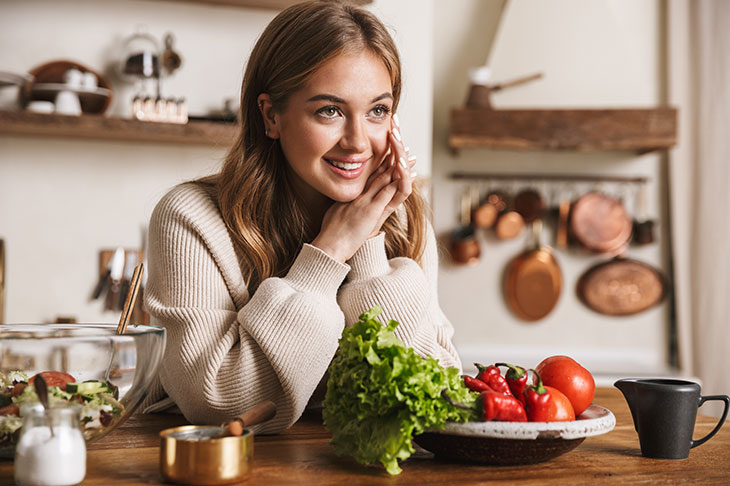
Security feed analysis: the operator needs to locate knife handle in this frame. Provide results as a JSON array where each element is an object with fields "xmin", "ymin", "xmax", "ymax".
[{"xmin": 225, "ymin": 401, "xmax": 277, "ymax": 436}]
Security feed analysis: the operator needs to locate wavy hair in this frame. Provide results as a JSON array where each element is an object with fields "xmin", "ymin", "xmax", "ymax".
[{"xmin": 203, "ymin": 1, "xmax": 428, "ymax": 293}]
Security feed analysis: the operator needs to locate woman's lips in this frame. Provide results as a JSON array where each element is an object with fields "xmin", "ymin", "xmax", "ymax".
[{"xmin": 323, "ymin": 157, "xmax": 370, "ymax": 179}]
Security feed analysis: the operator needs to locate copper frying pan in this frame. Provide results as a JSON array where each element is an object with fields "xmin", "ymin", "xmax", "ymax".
[
  {"xmin": 503, "ymin": 221, "xmax": 562, "ymax": 321},
  {"xmin": 569, "ymin": 191, "xmax": 632, "ymax": 254},
  {"xmin": 576, "ymin": 257, "xmax": 666, "ymax": 316}
]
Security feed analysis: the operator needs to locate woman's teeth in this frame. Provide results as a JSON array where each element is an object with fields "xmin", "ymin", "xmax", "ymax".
[{"xmin": 326, "ymin": 159, "xmax": 363, "ymax": 171}]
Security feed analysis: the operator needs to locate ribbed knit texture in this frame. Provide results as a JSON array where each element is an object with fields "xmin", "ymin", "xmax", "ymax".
[{"xmin": 141, "ymin": 182, "xmax": 462, "ymax": 433}]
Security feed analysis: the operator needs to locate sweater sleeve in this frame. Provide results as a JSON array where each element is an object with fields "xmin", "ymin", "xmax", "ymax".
[
  {"xmin": 144, "ymin": 184, "xmax": 349, "ymax": 433},
  {"xmin": 338, "ymin": 222, "xmax": 463, "ymax": 371}
]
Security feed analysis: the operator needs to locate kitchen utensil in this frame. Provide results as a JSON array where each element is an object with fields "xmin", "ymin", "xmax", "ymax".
[
  {"xmin": 513, "ymin": 188, "xmax": 544, "ymax": 223},
  {"xmin": 569, "ymin": 191, "xmax": 632, "ymax": 254},
  {"xmin": 473, "ymin": 191, "xmax": 505, "ymax": 229},
  {"xmin": 24, "ymin": 60, "xmax": 112, "ymax": 114},
  {"xmin": 0, "ymin": 324, "xmax": 166, "ymax": 458},
  {"xmin": 503, "ymin": 220, "xmax": 562, "ymax": 321},
  {"xmin": 54, "ymin": 90, "xmax": 82, "ymax": 115},
  {"xmin": 556, "ymin": 198, "xmax": 570, "ymax": 248},
  {"xmin": 161, "ymin": 33, "xmax": 183, "ymax": 75},
  {"xmin": 414, "ymin": 404, "xmax": 615, "ymax": 465},
  {"xmin": 33, "ymin": 374, "xmax": 53, "ymax": 437},
  {"xmin": 105, "ymin": 247, "xmax": 125, "ymax": 312},
  {"xmin": 576, "ymin": 257, "xmax": 665, "ymax": 316},
  {"xmin": 450, "ymin": 190, "xmax": 480, "ymax": 265},
  {"xmin": 160, "ymin": 401, "xmax": 277, "ymax": 485},
  {"xmin": 632, "ymin": 183, "xmax": 656, "ymax": 245},
  {"xmin": 492, "ymin": 190, "xmax": 525, "ymax": 240},
  {"xmin": 615, "ymin": 379, "xmax": 729, "ymax": 459}
]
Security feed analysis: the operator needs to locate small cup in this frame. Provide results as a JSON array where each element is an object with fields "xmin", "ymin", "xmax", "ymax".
[
  {"xmin": 81, "ymin": 72, "xmax": 98, "ymax": 90},
  {"xmin": 615, "ymin": 378, "xmax": 729, "ymax": 459},
  {"xmin": 62, "ymin": 68, "xmax": 83, "ymax": 89},
  {"xmin": 450, "ymin": 226, "xmax": 480, "ymax": 266},
  {"xmin": 26, "ymin": 101, "xmax": 55, "ymax": 114},
  {"xmin": 55, "ymin": 90, "xmax": 82, "ymax": 115}
]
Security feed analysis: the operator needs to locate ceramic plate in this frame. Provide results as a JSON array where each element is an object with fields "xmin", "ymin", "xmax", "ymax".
[{"xmin": 414, "ymin": 404, "xmax": 615, "ymax": 465}]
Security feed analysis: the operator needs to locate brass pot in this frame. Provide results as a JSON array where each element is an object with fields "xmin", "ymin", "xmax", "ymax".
[{"xmin": 160, "ymin": 426, "xmax": 254, "ymax": 485}]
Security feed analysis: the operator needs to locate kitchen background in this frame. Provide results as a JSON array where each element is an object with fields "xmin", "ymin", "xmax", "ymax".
[{"xmin": 0, "ymin": 1, "xmax": 727, "ymax": 414}]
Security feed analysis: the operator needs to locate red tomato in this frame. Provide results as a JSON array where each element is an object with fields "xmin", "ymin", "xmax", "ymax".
[
  {"xmin": 545, "ymin": 386, "xmax": 575, "ymax": 421},
  {"xmin": 536, "ymin": 355, "xmax": 595, "ymax": 416},
  {"xmin": 29, "ymin": 371, "xmax": 76, "ymax": 391}
]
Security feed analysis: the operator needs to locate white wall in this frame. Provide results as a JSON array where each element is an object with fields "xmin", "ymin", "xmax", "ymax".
[
  {"xmin": 0, "ymin": 0, "xmax": 433, "ymax": 324},
  {"xmin": 432, "ymin": 0, "xmax": 671, "ymax": 379}
]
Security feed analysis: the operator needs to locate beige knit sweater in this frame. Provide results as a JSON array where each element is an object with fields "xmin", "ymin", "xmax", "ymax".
[{"xmin": 141, "ymin": 182, "xmax": 462, "ymax": 433}]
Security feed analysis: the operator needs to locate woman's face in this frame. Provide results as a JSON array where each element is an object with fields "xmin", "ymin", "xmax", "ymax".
[{"xmin": 268, "ymin": 49, "xmax": 394, "ymax": 204}]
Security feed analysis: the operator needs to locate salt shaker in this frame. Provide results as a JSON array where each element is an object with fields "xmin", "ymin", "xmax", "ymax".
[{"xmin": 14, "ymin": 403, "xmax": 86, "ymax": 486}]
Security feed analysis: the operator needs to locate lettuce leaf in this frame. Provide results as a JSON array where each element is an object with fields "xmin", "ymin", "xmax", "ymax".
[{"xmin": 323, "ymin": 306, "xmax": 476, "ymax": 475}]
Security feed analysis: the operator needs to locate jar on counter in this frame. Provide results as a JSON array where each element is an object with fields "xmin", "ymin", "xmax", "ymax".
[{"xmin": 14, "ymin": 403, "xmax": 86, "ymax": 486}]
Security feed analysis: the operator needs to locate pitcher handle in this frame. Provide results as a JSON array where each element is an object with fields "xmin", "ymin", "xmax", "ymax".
[{"xmin": 691, "ymin": 394, "xmax": 730, "ymax": 449}]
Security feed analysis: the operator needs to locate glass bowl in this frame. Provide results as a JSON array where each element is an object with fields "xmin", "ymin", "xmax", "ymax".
[{"xmin": 0, "ymin": 324, "xmax": 166, "ymax": 457}]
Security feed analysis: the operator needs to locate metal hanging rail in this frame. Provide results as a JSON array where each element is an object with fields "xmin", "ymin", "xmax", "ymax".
[{"xmin": 449, "ymin": 172, "xmax": 649, "ymax": 184}]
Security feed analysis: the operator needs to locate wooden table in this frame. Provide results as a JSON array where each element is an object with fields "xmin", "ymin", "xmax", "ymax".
[{"xmin": 1, "ymin": 388, "xmax": 728, "ymax": 485}]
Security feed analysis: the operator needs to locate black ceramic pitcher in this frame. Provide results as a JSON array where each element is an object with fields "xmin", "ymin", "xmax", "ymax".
[{"xmin": 615, "ymin": 378, "xmax": 729, "ymax": 459}]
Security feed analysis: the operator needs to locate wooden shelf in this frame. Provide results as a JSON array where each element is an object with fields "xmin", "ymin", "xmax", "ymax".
[
  {"xmin": 156, "ymin": 0, "xmax": 371, "ymax": 9},
  {"xmin": 0, "ymin": 110, "xmax": 237, "ymax": 146},
  {"xmin": 449, "ymin": 107, "xmax": 677, "ymax": 153}
]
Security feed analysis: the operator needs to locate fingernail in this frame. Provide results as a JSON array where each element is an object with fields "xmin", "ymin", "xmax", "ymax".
[
  {"xmin": 399, "ymin": 156, "xmax": 407, "ymax": 170},
  {"xmin": 408, "ymin": 155, "xmax": 416, "ymax": 162},
  {"xmin": 410, "ymin": 170, "xmax": 417, "ymax": 179},
  {"xmin": 392, "ymin": 128, "xmax": 402, "ymax": 142},
  {"xmin": 404, "ymin": 146, "xmax": 410, "ymax": 153},
  {"xmin": 392, "ymin": 113, "xmax": 400, "ymax": 127}
]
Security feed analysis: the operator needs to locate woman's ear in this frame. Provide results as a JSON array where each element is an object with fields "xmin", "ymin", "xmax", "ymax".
[{"xmin": 257, "ymin": 94, "xmax": 280, "ymax": 139}]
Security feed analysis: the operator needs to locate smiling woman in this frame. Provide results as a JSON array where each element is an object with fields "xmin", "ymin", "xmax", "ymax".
[{"xmin": 141, "ymin": 0, "xmax": 462, "ymax": 434}]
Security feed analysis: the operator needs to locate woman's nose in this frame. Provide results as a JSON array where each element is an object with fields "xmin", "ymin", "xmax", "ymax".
[{"xmin": 339, "ymin": 118, "xmax": 369, "ymax": 153}]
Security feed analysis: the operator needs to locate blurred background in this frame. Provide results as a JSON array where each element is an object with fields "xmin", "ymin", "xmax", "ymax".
[{"xmin": 1, "ymin": 0, "xmax": 728, "ymax": 417}]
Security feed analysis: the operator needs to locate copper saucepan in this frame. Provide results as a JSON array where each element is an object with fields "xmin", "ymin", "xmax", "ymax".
[
  {"xmin": 576, "ymin": 257, "xmax": 666, "ymax": 316},
  {"xmin": 569, "ymin": 191, "xmax": 633, "ymax": 254},
  {"xmin": 503, "ymin": 220, "xmax": 562, "ymax": 321}
]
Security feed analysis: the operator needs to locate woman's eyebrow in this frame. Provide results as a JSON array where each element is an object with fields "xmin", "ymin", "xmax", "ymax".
[{"xmin": 306, "ymin": 92, "xmax": 393, "ymax": 104}]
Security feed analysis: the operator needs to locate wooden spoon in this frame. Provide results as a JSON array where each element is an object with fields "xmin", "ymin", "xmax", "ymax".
[{"xmin": 116, "ymin": 263, "xmax": 144, "ymax": 335}]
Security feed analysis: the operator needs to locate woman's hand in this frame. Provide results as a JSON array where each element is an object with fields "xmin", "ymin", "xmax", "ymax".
[{"xmin": 311, "ymin": 116, "xmax": 417, "ymax": 263}]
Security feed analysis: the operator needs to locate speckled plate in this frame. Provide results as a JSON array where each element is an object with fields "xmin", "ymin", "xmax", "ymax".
[{"xmin": 414, "ymin": 404, "xmax": 615, "ymax": 465}]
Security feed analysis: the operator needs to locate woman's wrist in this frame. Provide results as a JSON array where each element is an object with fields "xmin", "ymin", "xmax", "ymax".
[{"xmin": 310, "ymin": 236, "xmax": 348, "ymax": 263}]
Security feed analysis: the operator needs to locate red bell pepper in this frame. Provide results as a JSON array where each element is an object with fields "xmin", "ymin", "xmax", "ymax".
[
  {"xmin": 523, "ymin": 369, "xmax": 551, "ymax": 422},
  {"xmin": 474, "ymin": 363, "xmax": 512, "ymax": 396},
  {"xmin": 496, "ymin": 362, "xmax": 528, "ymax": 404}
]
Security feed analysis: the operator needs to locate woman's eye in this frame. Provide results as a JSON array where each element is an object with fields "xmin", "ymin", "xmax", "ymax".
[
  {"xmin": 317, "ymin": 106, "xmax": 341, "ymax": 118},
  {"xmin": 369, "ymin": 105, "xmax": 391, "ymax": 119}
]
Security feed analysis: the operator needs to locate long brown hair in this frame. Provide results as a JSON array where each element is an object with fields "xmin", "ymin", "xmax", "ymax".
[{"xmin": 205, "ymin": 1, "xmax": 428, "ymax": 293}]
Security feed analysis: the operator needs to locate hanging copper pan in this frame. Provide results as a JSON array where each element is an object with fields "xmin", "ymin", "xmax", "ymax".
[
  {"xmin": 503, "ymin": 221, "xmax": 562, "ymax": 321},
  {"xmin": 569, "ymin": 191, "xmax": 632, "ymax": 254},
  {"xmin": 576, "ymin": 257, "xmax": 666, "ymax": 316}
]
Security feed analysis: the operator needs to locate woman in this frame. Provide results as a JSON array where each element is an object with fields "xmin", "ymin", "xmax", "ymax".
[{"xmin": 142, "ymin": 1, "xmax": 462, "ymax": 433}]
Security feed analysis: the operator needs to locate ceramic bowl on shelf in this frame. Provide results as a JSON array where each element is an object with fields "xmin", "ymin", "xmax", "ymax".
[
  {"xmin": 23, "ymin": 60, "xmax": 113, "ymax": 114},
  {"xmin": 414, "ymin": 404, "xmax": 615, "ymax": 465},
  {"xmin": 0, "ymin": 324, "xmax": 166, "ymax": 458}
]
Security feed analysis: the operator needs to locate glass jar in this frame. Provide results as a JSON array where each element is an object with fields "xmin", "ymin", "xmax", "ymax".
[{"xmin": 14, "ymin": 403, "xmax": 86, "ymax": 486}]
